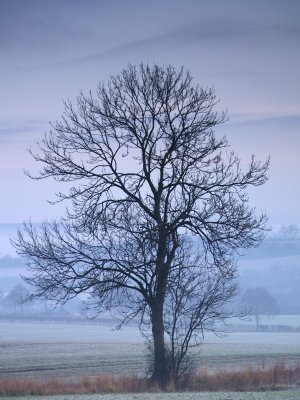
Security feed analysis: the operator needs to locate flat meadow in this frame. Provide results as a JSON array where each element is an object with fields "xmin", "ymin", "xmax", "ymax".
[
  {"xmin": 0, "ymin": 320, "xmax": 300, "ymax": 380},
  {"xmin": 0, "ymin": 320, "xmax": 299, "ymax": 398}
]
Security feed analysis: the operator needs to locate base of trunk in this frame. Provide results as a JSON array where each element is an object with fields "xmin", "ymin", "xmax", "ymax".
[{"xmin": 150, "ymin": 370, "xmax": 170, "ymax": 389}]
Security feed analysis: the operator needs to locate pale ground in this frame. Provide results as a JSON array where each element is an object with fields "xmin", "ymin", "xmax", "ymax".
[
  {"xmin": 0, "ymin": 322, "xmax": 300, "ymax": 379},
  {"xmin": 2, "ymin": 391, "xmax": 300, "ymax": 400},
  {"xmin": 1, "ymin": 322, "xmax": 300, "ymax": 399}
]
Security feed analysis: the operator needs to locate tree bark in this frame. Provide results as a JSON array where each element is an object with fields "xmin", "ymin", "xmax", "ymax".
[
  {"xmin": 148, "ymin": 226, "xmax": 170, "ymax": 387},
  {"xmin": 150, "ymin": 299, "xmax": 169, "ymax": 388}
]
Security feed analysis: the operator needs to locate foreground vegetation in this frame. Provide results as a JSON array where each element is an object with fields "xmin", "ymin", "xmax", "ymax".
[{"xmin": 0, "ymin": 362, "xmax": 299, "ymax": 396}]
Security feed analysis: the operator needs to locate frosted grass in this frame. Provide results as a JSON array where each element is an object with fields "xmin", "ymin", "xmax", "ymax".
[
  {"xmin": 3, "ymin": 390, "xmax": 300, "ymax": 400},
  {"xmin": 0, "ymin": 321, "xmax": 143, "ymax": 343},
  {"xmin": 1, "ymin": 321, "xmax": 300, "ymax": 345},
  {"xmin": 1, "ymin": 322, "xmax": 299, "ymax": 379}
]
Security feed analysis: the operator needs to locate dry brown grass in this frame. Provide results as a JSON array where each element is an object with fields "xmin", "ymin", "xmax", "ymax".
[
  {"xmin": 191, "ymin": 361, "xmax": 300, "ymax": 392},
  {"xmin": 0, "ymin": 362, "xmax": 299, "ymax": 396},
  {"xmin": 0, "ymin": 374, "xmax": 157, "ymax": 396}
]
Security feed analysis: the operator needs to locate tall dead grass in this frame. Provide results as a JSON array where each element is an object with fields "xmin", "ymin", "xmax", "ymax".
[
  {"xmin": 0, "ymin": 361, "xmax": 299, "ymax": 396},
  {"xmin": 191, "ymin": 361, "xmax": 300, "ymax": 392},
  {"xmin": 0, "ymin": 374, "xmax": 157, "ymax": 396}
]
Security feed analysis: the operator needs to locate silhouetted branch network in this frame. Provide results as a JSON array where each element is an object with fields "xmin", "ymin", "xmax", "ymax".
[{"xmin": 13, "ymin": 64, "xmax": 269, "ymax": 386}]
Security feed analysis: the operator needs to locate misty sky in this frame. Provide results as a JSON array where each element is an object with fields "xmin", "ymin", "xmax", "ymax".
[{"xmin": 1, "ymin": 0, "xmax": 299, "ymax": 229}]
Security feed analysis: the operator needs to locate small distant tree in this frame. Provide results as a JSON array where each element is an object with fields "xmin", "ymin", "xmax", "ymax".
[
  {"xmin": 239, "ymin": 287, "xmax": 279, "ymax": 330},
  {"xmin": 279, "ymin": 224, "xmax": 299, "ymax": 239},
  {"xmin": 2, "ymin": 284, "xmax": 30, "ymax": 313},
  {"xmin": 13, "ymin": 64, "xmax": 269, "ymax": 387}
]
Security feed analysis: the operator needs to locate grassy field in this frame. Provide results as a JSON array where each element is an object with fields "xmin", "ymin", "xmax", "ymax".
[
  {"xmin": 1, "ymin": 341, "xmax": 300, "ymax": 379},
  {"xmin": 2, "ymin": 391, "xmax": 300, "ymax": 400},
  {"xmin": 1, "ymin": 361, "xmax": 299, "ymax": 395},
  {"xmin": 0, "ymin": 321, "xmax": 299, "ymax": 398},
  {"xmin": 1, "ymin": 321, "xmax": 300, "ymax": 343},
  {"xmin": 0, "ymin": 322, "xmax": 300, "ymax": 380}
]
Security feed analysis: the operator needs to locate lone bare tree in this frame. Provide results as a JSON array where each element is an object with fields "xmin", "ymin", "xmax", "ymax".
[
  {"xmin": 239, "ymin": 287, "xmax": 278, "ymax": 330},
  {"xmin": 13, "ymin": 64, "xmax": 269, "ymax": 387}
]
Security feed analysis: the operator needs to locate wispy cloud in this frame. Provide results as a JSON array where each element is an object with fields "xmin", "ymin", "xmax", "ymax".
[
  {"xmin": 0, "ymin": 120, "xmax": 48, "ymax": 144},
  {"xmin": 228, "ymin": 114, "xmax": 300, "ymax": 128},
  {"xmin": 44, "ymin": 19, "xmax": 300, "ymax": 66},
  {"xmin": 2, "ymin": 12, "xmax": 300, "ymax": 74}
]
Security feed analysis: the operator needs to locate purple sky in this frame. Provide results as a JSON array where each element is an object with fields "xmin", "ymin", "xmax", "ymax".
[{"xmin": 1, "ymin": 0, "xmax": 299, "ymax": 229}]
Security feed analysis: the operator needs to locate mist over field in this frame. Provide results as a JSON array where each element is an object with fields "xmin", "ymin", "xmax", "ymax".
[
  {"xmin": 1, "ymin": 223, "xmax": 300, "ymax": 323},
  {"xmin": 1, "ymin": 1, "xmax": 299, "ymax": 395}
]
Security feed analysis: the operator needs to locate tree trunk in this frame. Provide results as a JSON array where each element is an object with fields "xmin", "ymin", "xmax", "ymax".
[
  {"xmin": 255, "ymin": 314, "xmax": 260, "ymax": 331},
  {"xmin": 150, "ymin": 300, "xmax": 169, "ymax": 388},
  {"xmin": 150, "ymin": 227, "xmax": 172, "ymax": 388}
]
